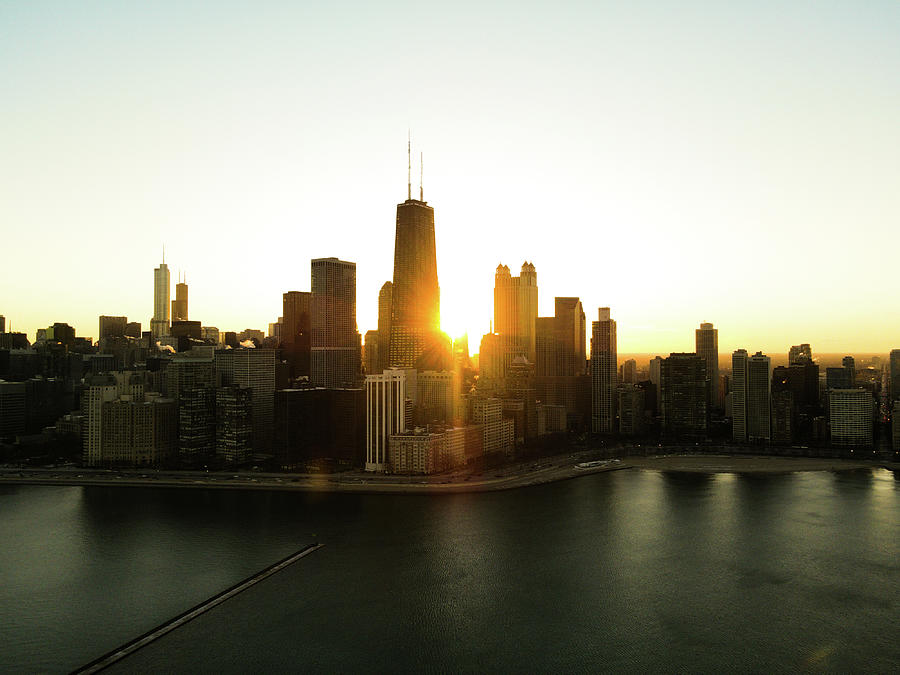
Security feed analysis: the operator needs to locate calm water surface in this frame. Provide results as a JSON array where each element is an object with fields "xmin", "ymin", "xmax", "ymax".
[{"xmin": 1, "ymin": 468, "xmax": 898, "ymax": 673}]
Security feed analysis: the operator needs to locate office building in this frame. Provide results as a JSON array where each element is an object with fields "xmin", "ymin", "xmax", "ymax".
[
  {"xmin": 789, "ymin": 343, "xmax": 813, "ymax": 365},
  {"xmin": 826, "ymin": 366, "xmax": 854, "ymax": 391},
  {"xmin": 283, "ymin": 291, "xmax": 311, "ymax": 378},
  {"xmin": 311, "ymin": 257, "xmax": 360, "ymax": 388},
  {"xmin": 590, "ymin": 308, "xmax": 617, "ymax": 433},
  {"xmin": 493, "ymin": 262, "xmax": 538, "ymax": 363},
  {"xmin": 99, "ymin": 316, "xmax": 127, "ymax": 339},
  {"xmin": 619, "ymin": 359, "xmax": 637, "ymax": 384},
  {"xmin": 388, "ymin": 177, "xmax": 442, "ymax": 369},
  {"xmin": 363, "ymin": 330, "xmax": 380, "ymax": 374},
  {"xmin": 890, "ymin": 350, "xmax": 900, "ymax": 402},
  {"xmin": 696, "ymin": 322, "xmax": 719, "ymax": 410},
  {"xmin": 171, "ymin": 274, "xmax": 188, "ymax": 321}
]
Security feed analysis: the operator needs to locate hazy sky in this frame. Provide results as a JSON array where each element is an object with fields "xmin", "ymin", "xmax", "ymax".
[{"xmin": 2, "ymin": 0, "xmax": 899, "ymax": 355}]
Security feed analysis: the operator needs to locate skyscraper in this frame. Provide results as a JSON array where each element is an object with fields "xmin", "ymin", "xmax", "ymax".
[
  {"xmin": 535, "ymin": 298, "xmax": 585, "ymax": 377},
  {"xmin": 732, "ymin": 349, "xmax": 749, "ymax": 442},
  {"xmin": 388, "ymin": 177, "xmax": 441, "ymax": 369},
  {"xmin": 215, "ymin": 348, "xmax": 276, "ymax": 452},
  {"xmin": 493, "ymin": 262, "xmax": 538, "ymax": 363},
  {"xmin": 283, "ymin": 290, "xmax": 311, "ymax": 378},
  {"xmin": 660, "ymin": 353, "xmax": 708, "ymax": 438},
  {"xmin": 365, "ymin": 369, "xmax": 408, "ymax": 472},
  {"xmin": 695, "ymin": 322, "xmax": 719, "ymax": 410},
  {"xmin": 171, "ymin": 274, "xmax": 188, "ymax": 321},
  {"xmin": 151, "ymin": 258, "xmax": 170, "ymax": 339},
  {"xmin": 591, "ymin": 307, "xmax": 616, "ymax": 433},
  {"xmin": 889, "ymin": 349, "xmax": 900, "ymax": 401},
  {"xmin": 311, "ymin": 257, "xmax": 360, "ymax": 388},
  {"xmin": 376, "ymin": 281, "xmax": 393, "ymax": 373},
  {"xmin": 747, "ymin": 351, "xmax": 771, "ymax": 442}
]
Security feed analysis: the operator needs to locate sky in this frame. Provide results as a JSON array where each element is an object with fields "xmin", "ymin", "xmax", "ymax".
[{"xmin": 2, "ymin": 0, "xmax": 899, "ymax": 355}]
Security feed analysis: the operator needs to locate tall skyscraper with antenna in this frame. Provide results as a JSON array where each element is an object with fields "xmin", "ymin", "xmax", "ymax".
[
  {"xmin": 151, "ymin": 250, "xmax": 170, "ymax": 339},
  {"xmin": 171, "ymin": 272, "xmax": 188, "ymax": 321},
  {"xmin": 388, "ymin": 141, "xmax": 442, "ymax": 369}
]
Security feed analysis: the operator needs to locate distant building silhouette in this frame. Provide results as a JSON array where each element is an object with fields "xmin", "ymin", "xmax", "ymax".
[{"xmin": 789, "ymin": 343, "xmax": 813, "ymax": 365}]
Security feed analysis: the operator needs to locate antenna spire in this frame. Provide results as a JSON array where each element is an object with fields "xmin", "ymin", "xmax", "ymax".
[
  {"xmin": 407, "ymin": 131, "xmax": 411, "ymax": 201},
  {"xmin": 162, "ymin": 244, "xmax": 165, "ymax": 264},
  {"xmin": 419, "ymin": 151, "xmax": 423, "ymax": 201}
]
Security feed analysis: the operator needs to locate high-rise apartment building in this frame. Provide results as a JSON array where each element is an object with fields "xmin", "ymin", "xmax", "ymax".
[
  {"xmin": 493, "ymin": 262, "xmax": 538, "ymax": 363},
  {"xmin": 747, "ymin": 351, "xmax": 771, "ymax": 442},
  {"xmin": 618, "ymin": 384, "xmax": 645, "ymax": 436},
  {"xmin": 215, "ymin": 348, "xmax": 276, "ymax": 452},
  {"xmin": 216, "ymin": 384, "xmax": 253, "ymax": 465},
  {"xmin": 649, "ymin": 356, "xmax": 663, "ymax": 412},
  {"xmin": 311, "ymin": 257, "xmax": 360, "ymax": 388},
  {"xmin": 696, "ymin": 322, "xmax": 719, "ymax": 410},
  {"xmin": 365, "ymin": 369, "xmax": 408, "ymax": 472},
  {"xmin": 283, "ymin": 291, "xmax": 311, "ymax": 378},
  {"xmin": 732, "ymin": 349, "xmax": 749, "ymax": 442},
  {"xmin": 590, "ymin": 308, "xmax": 617, "ymax": 433},
  {"xmin": 660, "ymin": 353, "xmax": 708, "ymax": 438},
  {"xmin": 829, "ymin": 389, "xmax": 874, "ymax": 447},
  {"xmin": 151, "ymin": 259, "xmax": 170, "ymax": 339},
  {"xmin": 389, "ymin": 188, "xmax": 441, "ymax": 369}
]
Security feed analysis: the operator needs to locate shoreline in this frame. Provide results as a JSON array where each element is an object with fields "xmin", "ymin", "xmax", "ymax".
[{"xmin": 1, "ymin": 455, "xmax": 895, "ymax": 495}]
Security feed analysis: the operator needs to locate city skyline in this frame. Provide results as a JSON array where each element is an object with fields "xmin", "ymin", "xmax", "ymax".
[{"xmin": 3, "ymin": 1, "xmax": 900, "ymax": 353}]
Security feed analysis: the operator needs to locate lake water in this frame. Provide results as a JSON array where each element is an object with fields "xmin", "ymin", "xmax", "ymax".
[{"xmin": 2, "ymin": 468, "xmax": 898, "ymax": 673}]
